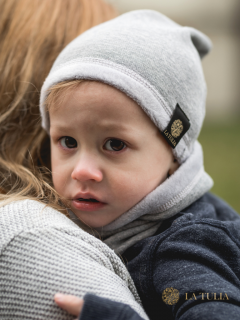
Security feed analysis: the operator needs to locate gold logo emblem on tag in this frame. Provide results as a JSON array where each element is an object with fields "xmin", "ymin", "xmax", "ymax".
[
  {"xmin": 162, "ymin": 287, "xmax": 179, "ymax": 305},
  {"xmin": 171, "ymin": 119, "xmax": 183, "ymax": 138}
]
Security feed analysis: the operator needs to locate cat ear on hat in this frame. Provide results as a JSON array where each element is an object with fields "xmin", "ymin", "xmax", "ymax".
[{"xmin": 188, "ymin": 27, "xmax": 212, "ymax": 59}]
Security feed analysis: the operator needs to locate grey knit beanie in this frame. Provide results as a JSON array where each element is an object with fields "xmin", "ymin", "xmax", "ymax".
[{"xmin": 40, "ymin": 9, "xmax": 212, "ymax": 163}]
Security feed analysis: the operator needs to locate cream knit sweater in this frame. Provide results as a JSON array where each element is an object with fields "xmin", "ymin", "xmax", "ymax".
[{"xmin": 0, "ymin": 199, "xmax": 148, "ymax": 320}]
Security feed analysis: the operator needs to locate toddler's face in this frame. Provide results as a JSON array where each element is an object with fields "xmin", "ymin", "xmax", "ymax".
[{"xmin": 50, "ymin": 82, "xmax": 175, "ymax": 228}]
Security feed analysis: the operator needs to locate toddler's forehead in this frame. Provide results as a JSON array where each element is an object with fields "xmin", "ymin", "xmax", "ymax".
[{"xmin": 49, "ymin": 81, "xmax": 163, "ymax": 140}]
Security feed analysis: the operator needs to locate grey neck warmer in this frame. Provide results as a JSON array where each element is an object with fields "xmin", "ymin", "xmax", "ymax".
[
  {"xmin": 40, "ymin": 10, "xmax": 213, "ymax": 255},
  {"xmin": 68, "ymin": 141, "xmax": 213, "ymax": 254}
]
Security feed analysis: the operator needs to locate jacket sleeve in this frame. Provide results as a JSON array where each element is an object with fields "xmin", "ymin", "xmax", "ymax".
[
  {"xmin": 0, "ymin": 200, "xmax": 148, "ymax": 320},
  {"xmin": 80, "ymin": 294, "xmax": 146, "ymax": 320},
  {"xmin": 151, "ymin": 217, "xmax": 240, "ymax": 320}
]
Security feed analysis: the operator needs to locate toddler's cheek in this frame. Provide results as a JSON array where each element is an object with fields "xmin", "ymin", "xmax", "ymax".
[
  {"xmin": 111, "ymin": 175, "xmax": 147, "ymax": 210},
  {"xmin": 113, "ymin": 169, "xmax": 164, "ymax": 211},
  {"xmin": 51, "ymin": 157, "xmax": 69, "ymax": 194},
  {"xmin": 51, "ymin": 171, "xmax": 66, "ymax": 196}
]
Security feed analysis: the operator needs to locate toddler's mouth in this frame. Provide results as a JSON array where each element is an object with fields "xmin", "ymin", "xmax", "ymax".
[
  {"xmin": 72, "ymin": 194, "xmax": 106, "ymax": 212},
  {"xmin": 77, "ymin": 198, "xmax": 99, "ymax": 203}
]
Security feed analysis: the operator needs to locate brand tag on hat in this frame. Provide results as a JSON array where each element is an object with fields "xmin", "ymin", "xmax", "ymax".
[{"xmin": 161, "ymin": 104, "xmax": 190, "ymax": 148}]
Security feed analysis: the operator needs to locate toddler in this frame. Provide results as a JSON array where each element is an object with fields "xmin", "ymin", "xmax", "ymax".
[{"xmin": 40, "ymin": 10, "xmax": 240, "ymax": 320}]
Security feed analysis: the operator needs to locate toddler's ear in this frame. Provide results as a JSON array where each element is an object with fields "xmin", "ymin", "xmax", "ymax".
[{"xmin": 168, "ymin": 158, "xmax": 179, "ymax": 177}]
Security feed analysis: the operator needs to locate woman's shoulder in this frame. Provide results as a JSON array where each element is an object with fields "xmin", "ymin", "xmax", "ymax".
[
  {"xmin": 0, "ymin": 198, "xmax": 78, "ymax": 232},
  {"xmin": 0, "ymin": 199, "xmax": 120, "ymax": 266},
  {"xmin": 0, "ymin": 199, "xmax": 130, "ymax": 277},
  {"xmin": 0, "ymin": 199, "xmax": 75, "ymax": 252},
  {"xmin": 0, "ymin": 200, "xmax": 144, "ymax": 319}
]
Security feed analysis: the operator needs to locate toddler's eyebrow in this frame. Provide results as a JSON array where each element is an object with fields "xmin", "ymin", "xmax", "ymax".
[
  {"xmin": 50, "ymin": 121, "xmax": 139, "ymax": 137},
  {"xmin": 95, "ymin": 121, "xmax": 140, "ymax": 135},
  {"xmin": 97, "ymin": 122, "xmax": 128, "ymax": 130}
]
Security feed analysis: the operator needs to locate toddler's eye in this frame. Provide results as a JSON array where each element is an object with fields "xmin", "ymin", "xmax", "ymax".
[
  {"xmin": 60, "ymin": 136, "xmax": 77, "ymax": 149},
  {"xmin": 104, "ymin": 139, "xmax": 126, "ymax": 151}
]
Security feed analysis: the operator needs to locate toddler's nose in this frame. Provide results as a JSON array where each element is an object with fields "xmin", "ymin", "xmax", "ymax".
[{"xmin": 71, "ymin": 157, "xmax": 103, "ymax": 183}]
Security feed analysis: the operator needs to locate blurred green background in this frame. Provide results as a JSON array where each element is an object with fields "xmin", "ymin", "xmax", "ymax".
[{"xmin": 199, "ymin": 120, "xmax": 240, "ymax": 214}]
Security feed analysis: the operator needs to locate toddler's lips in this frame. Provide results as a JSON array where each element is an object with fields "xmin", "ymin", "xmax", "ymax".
[{"xmin": 72, "ymin": 198, "xmax": 106, "ymax": 211}]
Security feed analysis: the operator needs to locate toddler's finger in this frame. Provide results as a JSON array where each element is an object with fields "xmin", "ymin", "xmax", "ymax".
[{"xmin": 54, "ymin": 293, "xmax": 84, "ymax": 316}]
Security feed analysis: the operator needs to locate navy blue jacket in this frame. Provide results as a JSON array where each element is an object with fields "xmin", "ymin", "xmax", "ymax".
[{"xmin": 80, "ymin": 193, "xmax": 240, "ymax": 320}]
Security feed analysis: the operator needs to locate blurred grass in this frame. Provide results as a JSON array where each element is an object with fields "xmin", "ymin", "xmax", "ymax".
[{"xmin": 198, "ymin": 120, "xmax": 240, "ymax": 214}]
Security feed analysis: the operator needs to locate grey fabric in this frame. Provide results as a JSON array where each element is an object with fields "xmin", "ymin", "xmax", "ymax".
[
  {"xmin": 0, "ymin": 200, "xmax": 148, "ymax": 320},
  {"xmin": 39, "ymin": 10, "xmax": 213, "ymax": 254},
  {"xmin": 69, "ymin": 142, "xmax": 213, "ymax": 254},
  {"xmin": 40, "ymin": 9, "xmax": 212, "ymax": 163}
]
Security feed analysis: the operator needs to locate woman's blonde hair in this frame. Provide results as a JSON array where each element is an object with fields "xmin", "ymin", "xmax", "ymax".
[{"xmin": 0, "ymin": 0, "xmax": 117, "ymax": 210}]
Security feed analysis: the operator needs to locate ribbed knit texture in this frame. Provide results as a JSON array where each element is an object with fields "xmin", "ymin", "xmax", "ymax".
[
  {"xmin": 0, "ymin": 200, "xmax": 148, "ymax": 320},
  {"xmin": 40, "ymin": 9, "xmax": 212, "ymax": 163}
]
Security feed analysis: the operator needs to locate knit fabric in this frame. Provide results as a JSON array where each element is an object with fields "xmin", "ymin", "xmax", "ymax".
[
  {"xmin": 40, "ymin": 9, "xmax": 212, "ymax": 163},
  {"xmin": 0, "ymin": 200, "xmax": 148, "ymax": 320},
  {"xmin": 69, "ymin": 141, "xmax": 213, "ymax": 254}
]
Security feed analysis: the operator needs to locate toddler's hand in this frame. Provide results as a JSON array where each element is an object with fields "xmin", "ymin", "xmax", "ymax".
[{"xmin": 54, "ymin": 293, "xmax": 84, "ymax": 320}]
